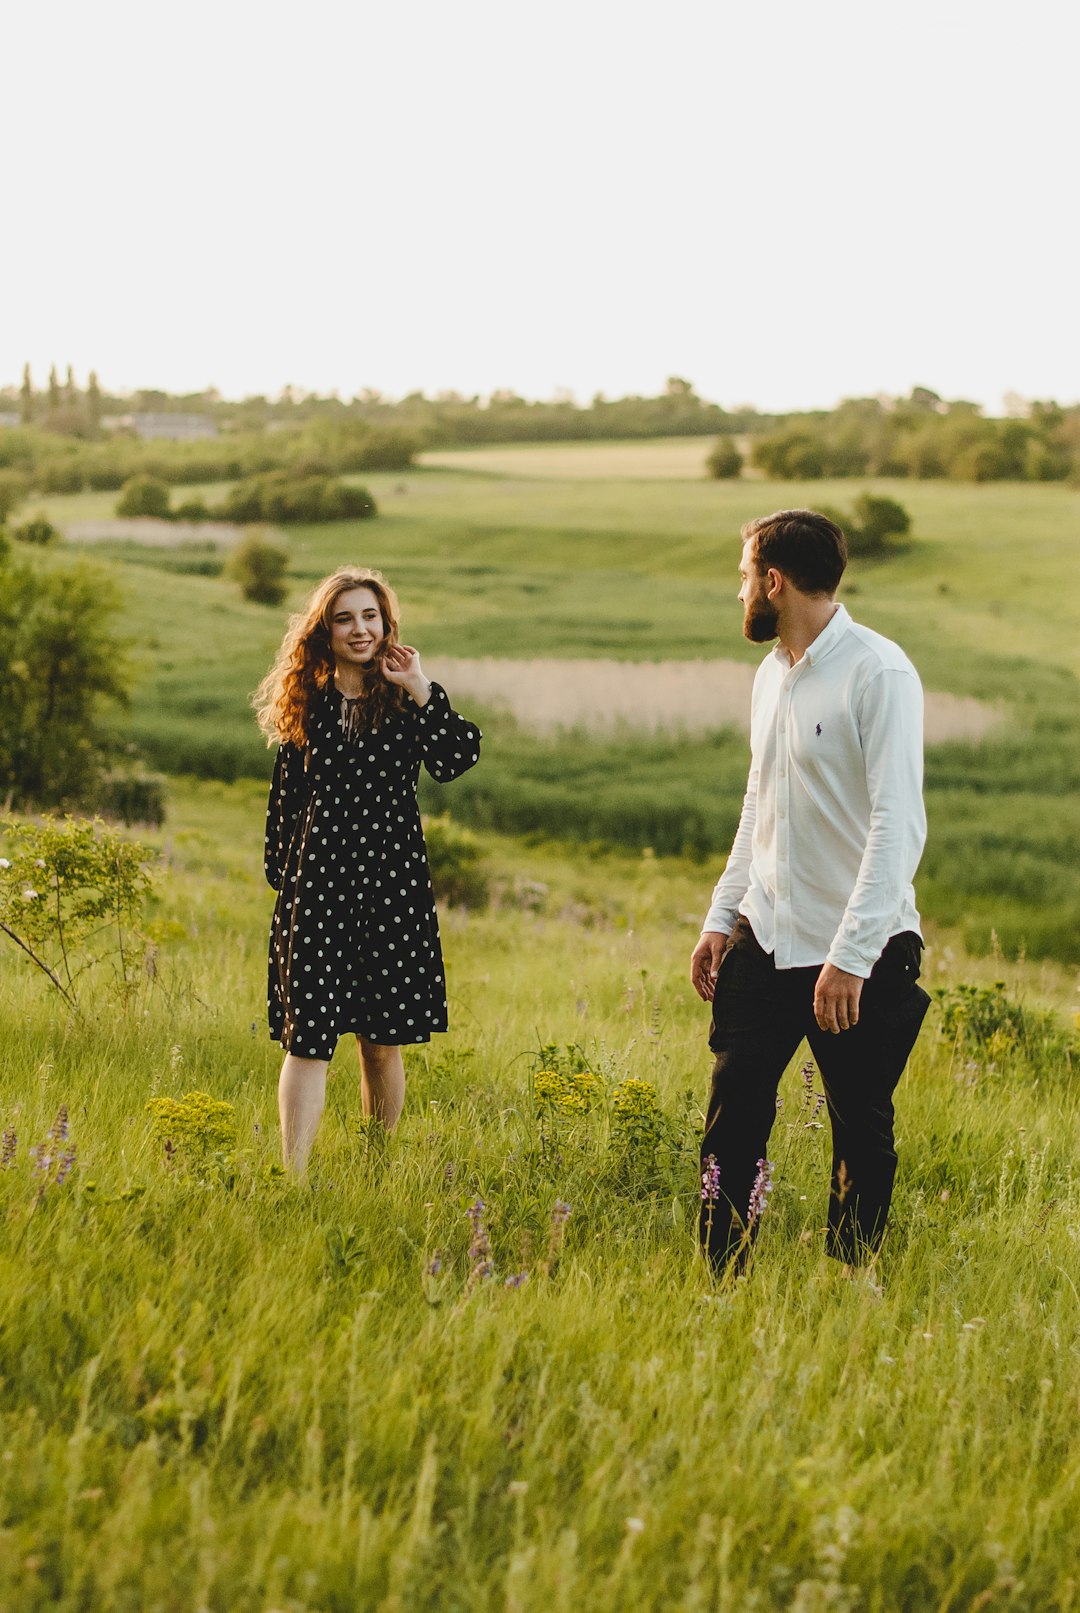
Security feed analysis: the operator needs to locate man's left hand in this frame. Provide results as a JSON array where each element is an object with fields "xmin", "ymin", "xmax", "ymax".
[{"xmin": 813, "ymin": 963, "xmax": 865, "ymax": 1033}]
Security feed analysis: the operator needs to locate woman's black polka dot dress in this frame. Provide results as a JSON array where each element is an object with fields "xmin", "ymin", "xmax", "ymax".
[{"xmin": 264, "ymin": 681, "xmax": 481, "ymax": 1058}]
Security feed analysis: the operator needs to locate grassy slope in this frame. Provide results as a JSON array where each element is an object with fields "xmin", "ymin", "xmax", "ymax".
[
  {"xmin": 1, "ymin": 780, "xmax": 1078, "ymax": 1610},
  {"xmin": 31, "ymin": 453, "xmax": 1080, "ymax": 961}
]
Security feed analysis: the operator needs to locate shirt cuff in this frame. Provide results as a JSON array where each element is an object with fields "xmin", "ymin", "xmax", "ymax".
[{"xmin": 415, "ymin": 681, "xmax": 448, "ymax": 719}]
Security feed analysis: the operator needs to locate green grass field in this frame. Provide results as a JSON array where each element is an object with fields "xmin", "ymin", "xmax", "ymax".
[
  {"xmin": 26, "ymin": 445, "xmax": 1080, "ymax": 962},
  {"xmin": 1, "ymin": 778, "xmax": 1078, "ymax": 1610}
]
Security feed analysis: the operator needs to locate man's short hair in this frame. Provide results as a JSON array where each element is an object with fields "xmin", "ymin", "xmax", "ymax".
[{"xmin": 742, "ymin": 509, "xmax": 847, "ymax": 596}]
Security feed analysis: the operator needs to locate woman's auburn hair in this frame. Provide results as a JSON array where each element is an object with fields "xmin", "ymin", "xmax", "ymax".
[{"xmin": 253, "ymin": 567, "xmax": 406, "ymax": 747}]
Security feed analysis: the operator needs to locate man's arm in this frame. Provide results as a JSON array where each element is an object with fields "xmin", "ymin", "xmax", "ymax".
[
  {"xmin": 691, "ymin": 762, "xmax": 759, "ymax": 1001},
  {"xmin": 827, "ymin": 666, "xmax": 926, "ymax": 979}
]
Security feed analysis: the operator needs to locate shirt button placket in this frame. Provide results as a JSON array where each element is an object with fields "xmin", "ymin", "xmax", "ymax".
[{"xmin": 776, "ymin": 689, "xmax": 790, "ymax": 966}]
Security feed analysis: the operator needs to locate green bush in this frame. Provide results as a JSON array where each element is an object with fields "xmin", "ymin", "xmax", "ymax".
[
  {"xmin": 0, "ymin": 555, "xmax": 130, "ymax": 808},
  {"xmin": 0, "ymin": 468, "xmax": 30, "ymax": 519},
  {"xmin": 173, "ymin": 498, "xmax": 212, "ymax": 522},
  {"xmin": 117, "ymin": 475, "xmax": 171, "ymax": 519},
  {"xmin": 422, "ymin": 814, "xmax": 489, "ymax": 907},
  {"xmin": 705, "ymin": 437, "xmax": 742, "ymax": 479},
  {"xmin": 98, "ymin": 769, "xmax": 167, "ymax": 827},
  {"xmin": 224, "ymin": 530, "xmax": 289, "ymax": 605},
  {"xmin": 221, "ymin": 472, "xmax": 377, "ymax": 524},
  {"xmin": 848, "ymin": 493, "xmax": 911, "ymax": 555},
  {"xmin": 12, "ymin": 516, "xmax": 61, "ymax": 546}
]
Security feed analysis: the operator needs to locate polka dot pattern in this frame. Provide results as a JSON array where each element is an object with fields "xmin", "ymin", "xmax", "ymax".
[{"xmin": 264, "ymin": 681, "xmax": 481, "ymax": 1058}]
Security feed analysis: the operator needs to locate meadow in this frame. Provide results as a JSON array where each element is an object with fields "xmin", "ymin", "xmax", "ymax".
[
  {"xmin": 1, "ymin": 778, "xmax": 1079, "ymax": 1611},
  {"xmin": 25, "ymin": 443, "xmax": 1080, "ymax": 963},
  {"xmin": 3, "ymin": 443, "xmax": 1080, "ymax": 1609}
]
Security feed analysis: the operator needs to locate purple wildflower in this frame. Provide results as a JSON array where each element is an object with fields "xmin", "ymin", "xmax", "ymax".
[
  {"xmin": 504, "ymin": 1271, "xmax": 529, "ymax": 1289},
  {"xmin": 747, "ymin": 1157, "xmax": 773, "ymax": 1230},
  {"xmin": 55, "ymin": 1146, "xmax": 76, "ymax": 1187},
  {"xmin": 426, "ymin": 1252, "xmax": 444, "ymax": 1277},
  {"xmin": 466, "ymin": 1199, "xmax": 493, "ymax": 1286},
  {"xmin": 701, "ymin": 1155, "xmax": 721, "ymax": 1204},
  {"xmin": 1, "ymin": 1126, "xmax": 15, "ymax": 1169},
  {"xmin": 801, "ymin": 1061, "xmax": 816, "ymax": 1108}
]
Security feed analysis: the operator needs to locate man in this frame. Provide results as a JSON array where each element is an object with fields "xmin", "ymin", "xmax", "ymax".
[{"xmin": 691, "ymin": 509, "xmax": 931, "ymax": 1275}]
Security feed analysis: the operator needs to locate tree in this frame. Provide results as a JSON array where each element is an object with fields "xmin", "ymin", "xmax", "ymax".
[
  {"xmin": 0, "ymin": 555, "xmax": 130, "ymax": 807},
  {"xmin": 47, "ymin": 365, "xmax": 60, "ymax": 411},
  {"xmin": 65, "ymin": 365, "xmax": 77, "ymax": 403},
  {"xmin": 116, "ymin": 475, "xmax": 171, "ymax": 518},
  {"xmin": 20, "ymin": 363, "xmax": 33, "ymax": 424},
  {"xmin": 225, "ymin": 530, "xmax": 289, "ymax": 604},
  {"xmin": 705, "ymin": 437, "xmax": 742, "ymax": 479},
  {"xmin": 86, "ymin": 370, "xmax": 102, "ymax": 429}
]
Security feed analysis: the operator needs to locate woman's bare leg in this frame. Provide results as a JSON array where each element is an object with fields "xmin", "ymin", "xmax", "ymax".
[
  {"xmin": 358, "ymin": 1040, "xmax": 405, "ymax": 1130},
  {"xmin": 278, "ymin": 1054, "xmax": 328, "ymax": 1172}
]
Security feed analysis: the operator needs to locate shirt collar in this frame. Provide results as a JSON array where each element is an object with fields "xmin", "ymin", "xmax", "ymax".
[{"xmin": 772, "ymin": 602, "xmax": 850, "ymax": 670}]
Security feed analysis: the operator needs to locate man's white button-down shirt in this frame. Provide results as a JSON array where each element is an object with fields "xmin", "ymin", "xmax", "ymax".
[{"xmin": 703, "ymin": 605, "xmax": 926, "ymax": 978}]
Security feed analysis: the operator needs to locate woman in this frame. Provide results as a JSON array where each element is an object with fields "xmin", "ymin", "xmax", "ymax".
[{"xmin": 254, "ymin": 566, "xmax": 481, "ymax": 1171}]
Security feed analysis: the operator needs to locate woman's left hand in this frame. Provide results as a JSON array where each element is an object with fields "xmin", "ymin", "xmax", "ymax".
[{"xmin": 382, "ymin": 643, "xmax": 431, "ymax": 705}]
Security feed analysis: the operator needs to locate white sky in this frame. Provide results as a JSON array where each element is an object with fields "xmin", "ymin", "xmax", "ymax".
[{"xmin": 4, "ymin": 0, "xmax": 1077, "ymax": 412}]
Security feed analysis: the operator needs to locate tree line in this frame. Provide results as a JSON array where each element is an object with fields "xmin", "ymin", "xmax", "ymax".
[{"xmin": 3, "ymin": 370, "xmax": 1079, "ymax": 485}]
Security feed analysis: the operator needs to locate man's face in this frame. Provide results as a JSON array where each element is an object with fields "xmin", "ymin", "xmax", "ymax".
[{"xmin": 738, "ymin": 538, "xmax": 779, "ymax": 643}]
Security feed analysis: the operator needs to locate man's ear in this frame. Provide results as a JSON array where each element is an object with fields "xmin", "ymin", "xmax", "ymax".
[{"xmin": 765, "ymin": 567, "xmax": 784, "ymax": 600}]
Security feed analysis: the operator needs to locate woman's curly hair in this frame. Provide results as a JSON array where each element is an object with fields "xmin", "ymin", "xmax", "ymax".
[{"xmin": 253, "ymin": 567, "xmax": 406, "ymax": 747}]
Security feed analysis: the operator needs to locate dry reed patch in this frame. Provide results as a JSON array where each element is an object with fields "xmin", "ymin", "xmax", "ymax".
[
  {"xmin": 64, "ymin": 518, "xmax": 246, "ymax": 547},
  {"xmin": 426, "ymin": 656, "xmax": 1003, "ymax": 743}
]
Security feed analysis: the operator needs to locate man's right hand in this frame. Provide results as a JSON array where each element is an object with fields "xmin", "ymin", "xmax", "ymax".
[{"xmin": 690, "ymin": 930, "xmax": 729, "ymax": 1002}]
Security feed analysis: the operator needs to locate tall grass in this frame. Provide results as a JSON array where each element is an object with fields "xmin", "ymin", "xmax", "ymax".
[{"xmin": 1, "ymin": 780, "xmax": 1078, "ymax": 1610}]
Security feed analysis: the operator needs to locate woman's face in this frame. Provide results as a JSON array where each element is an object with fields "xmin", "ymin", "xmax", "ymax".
[{"xmin": 329, "ymin": 586, "xmax": 387, "ymax": 667}]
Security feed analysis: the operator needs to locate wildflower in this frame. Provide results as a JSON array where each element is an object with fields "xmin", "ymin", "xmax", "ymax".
[
  {"xmin": 1, "ymin": 1125, "xmax": 16, "ymax": 1168},
  {"xmin": 701, "ymin": 1155, "xmax": 721, "ymax": 1204},
  {"xmin": 34, "ymin": 859, "xmax": 46, "ymax": 869},
  {"xmin": 0, "ymin": 859, "xmax": 10, "ymax": 870},
  {"xmin": 801, "ymin": 1060, "xmax": 816, "ymax": 1107},
  {"xmin": 466, "ymin": 1199, "xmax": 493, "ymax": 1287},
  {"xmin": 747, "ymin": 1157, "xmax": 773, "ymax": 1230},
  {"xmin": 625, "ymin": 1517, "xmax": 645, "ymax": 1535},
  {"xmin": 542, "ymin": 1199, "xmax": 571, "ymax": 1278},
  {"xmin": 426, "ymin": 1252, "xmax": 444, "ymax": 1277},
  {"xmin": 22, "ymin": 888, "xmax": 39, "ymax": 902},
  {"xmin": 55, "ymin": 1147, "xmax": 76, "ymax": 1187},
  {"xmin": 50, "ymin": 1106, "xmax": 69, "ymax": 1146},
  {"xmin": 504, "ymin": 1271, "xmax": 529, "ymax": 1288}
]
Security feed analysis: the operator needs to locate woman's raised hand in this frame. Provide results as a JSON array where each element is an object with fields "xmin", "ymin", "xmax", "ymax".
[{"xmin": 382, "ymin": 643, "xmax": 431, "ymax": 705}]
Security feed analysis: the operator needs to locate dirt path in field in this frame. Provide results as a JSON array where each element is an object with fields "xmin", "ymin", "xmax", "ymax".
[{"xmin": 425, "ymin": 657, "xmax": 1003, "ymax": 744}]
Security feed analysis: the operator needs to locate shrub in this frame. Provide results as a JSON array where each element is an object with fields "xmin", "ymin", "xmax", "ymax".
[
  {"xmin": 98, "ymin": 769, "xmax": 167, "ymax": 827},
  {"xmin": 12, "ymin": 516, "xmax": 60, "ymax": 546},
  {"xmin": 936, "ymin": 980, "xmax": 1076, "ymax": 1065},
  {"xmin": 0, "ymin": 557, "xmax": 130, "ymax": 808},
  {"xmin": 705, "ymin": 437, "xmax": 742, "ymax": 479},
  {"xmin": 220, "ymin": 472, "xmax": 377, "ymax": 524},
  {"xmin": 225, "ymin": 530, "xmax": 289, "ymax": 605},
  {"xmin": 0, "ymin": 469, "xmax": 30, "ymax": 519},
  {"xmin": 0, "ymin": 815, "xmax": 155, "ymax": 1009},
  {"xmin": 847, "ymin": 493, "xmax": 912, "ymax": 555},
  {"xmin": 117, "ymin": 475, "xmax": 171, "ymax": 519},
  {"xmin": 423, "ymin": 814, "xmax": 489, "ymax": 907},
  {"xmin": 172, "ymin": 498, "xmax": 212, "ymax": 522}
]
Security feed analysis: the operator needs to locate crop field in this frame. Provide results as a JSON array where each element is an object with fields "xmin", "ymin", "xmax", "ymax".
[{"xmin": 1, "ymin": 773, "xmax": 1079, "ymax": 1610}]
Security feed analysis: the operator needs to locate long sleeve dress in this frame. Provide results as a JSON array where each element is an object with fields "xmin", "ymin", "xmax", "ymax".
[{"xmin": 264, "ymin": 680, "xmax": 482, "ymax": 1058}]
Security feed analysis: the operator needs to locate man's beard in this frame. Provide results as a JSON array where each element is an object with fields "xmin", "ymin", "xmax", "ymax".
[{"xmin": 742, "ymin": 599, "xmax": 779, "ymax": 643}]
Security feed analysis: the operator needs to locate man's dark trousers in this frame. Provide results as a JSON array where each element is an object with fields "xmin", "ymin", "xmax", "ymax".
[{"xmin": 699, "ymin": 915, "xmax": 931, "ymax": 1271}]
